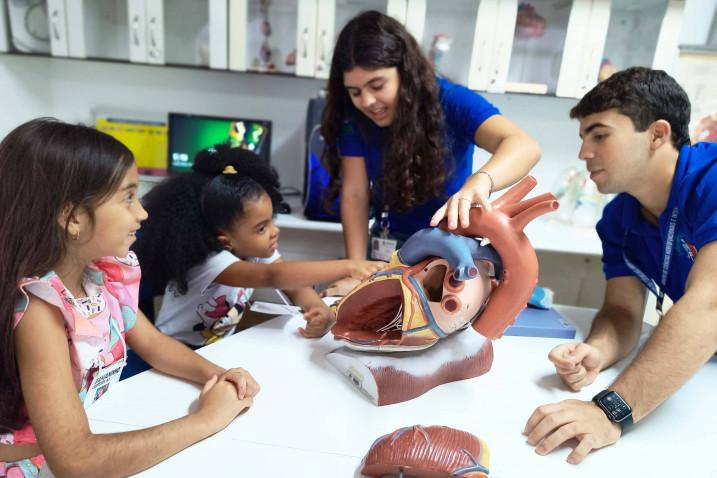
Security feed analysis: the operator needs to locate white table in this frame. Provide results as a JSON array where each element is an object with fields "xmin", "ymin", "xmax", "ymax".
[{"xmin": 87, "ymin": 306, "xmax": 717, "ymax": 477}]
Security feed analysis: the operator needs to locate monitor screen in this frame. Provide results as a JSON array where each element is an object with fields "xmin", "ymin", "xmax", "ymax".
[{"xmin": 168, "ymin": 112, "xmax": 272, "ymax": 173}]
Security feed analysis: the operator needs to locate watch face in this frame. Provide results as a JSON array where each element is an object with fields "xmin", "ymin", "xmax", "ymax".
[{"xmin": 599, "ymin": 391, "xmax": 631, "ymax": 422}]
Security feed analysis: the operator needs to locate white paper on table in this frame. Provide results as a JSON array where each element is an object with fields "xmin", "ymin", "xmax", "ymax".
[{"xmin": 249, "ymin": 301, "xmax": 302, "ymax": 316}]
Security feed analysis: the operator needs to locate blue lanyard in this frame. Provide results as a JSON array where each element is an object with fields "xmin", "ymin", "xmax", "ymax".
[{"xmin": 622, "ymin": 207, "xmax": 678, "ymax": 317}]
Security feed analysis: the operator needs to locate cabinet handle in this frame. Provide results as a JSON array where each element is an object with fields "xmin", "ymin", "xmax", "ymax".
[
  {"xmin": 319, "ymin": 29, "xmax": 327, "ymax": 63},
  {"xmin": 148, "ymin": 17, "xmax": 159, "ymax": 59},
  {"xmin": 132, "ymin": 15, "xmax": 141, "ymax": 46},
  {"xmin": 302, "ymin": 27, "xmax": 309, "ymax": 59},
  {"xmin": 51, "ymin": 9, "xmax": 61, "ymax": 41}
]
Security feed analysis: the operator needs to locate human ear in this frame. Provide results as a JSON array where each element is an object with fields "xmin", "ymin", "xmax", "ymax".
[
  {"xmin": 650, "ymin": 119, "xmax": 672, "ymax": 150},
  {"xmin": 58, "ymin": 203, "xmax": 82, "ymax": 240},
  {"xmin": 216, "ymin": 233, "xmax": 234, "ymax": 251}
]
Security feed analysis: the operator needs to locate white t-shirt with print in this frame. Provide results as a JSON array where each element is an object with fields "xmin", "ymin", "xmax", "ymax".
[{"xmin": 155, "ymin": 249, "xmax": 280, "ymax": 346}]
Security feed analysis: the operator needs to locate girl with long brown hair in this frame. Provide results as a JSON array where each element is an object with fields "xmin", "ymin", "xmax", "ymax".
[
  {"xmin": 0, "ymin": 119, "xmax": 258, "ymax": 476},
  {"xmin": 321, "ymin": 10, "xmax": 541, "ymax": 295}
]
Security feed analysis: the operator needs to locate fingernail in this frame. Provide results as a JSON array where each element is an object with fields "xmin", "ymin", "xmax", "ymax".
[{"xmin": 536, "ymin": 446, "xmax": 545, "ymax": 455}]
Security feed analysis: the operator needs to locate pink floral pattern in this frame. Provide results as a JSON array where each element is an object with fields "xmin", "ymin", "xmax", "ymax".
[{"xmin": 1, "ymin": 253, "xmax": 140, "ymax": 477}]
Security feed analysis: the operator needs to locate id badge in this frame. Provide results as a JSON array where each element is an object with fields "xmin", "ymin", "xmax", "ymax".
[
  {"xmin": 370, "ymin": 236, "xmax": 397, "ymax": 262},
  {"xmin": 83, "ymin": 359, "xmax": 126, "ymax": 409}
]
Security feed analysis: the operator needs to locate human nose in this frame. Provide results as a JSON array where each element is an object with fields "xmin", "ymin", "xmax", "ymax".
[
  {"xmin": 271, "ymin": 223, "xmax": 280, "ymax": 238},
  {"xmin": 577, "ymin": 141, "xmax": 593, "ymax": 161},
  {"xmin": 360, "ymin": 91, "xmax": 376, "ymax": 109},
  {"xmin": 136, "ymin": 202, "xmax": 149, "ymax": 222}
]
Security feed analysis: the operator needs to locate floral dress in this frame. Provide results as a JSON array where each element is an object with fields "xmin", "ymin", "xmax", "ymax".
[{"xmin": 1, "ymin": 254, "xmax": 140, "ymax": 478}]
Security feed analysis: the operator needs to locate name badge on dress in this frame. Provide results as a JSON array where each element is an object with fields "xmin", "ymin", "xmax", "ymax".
[
  {"xmin": 82, "ymin": 358, "xmax": 126, "ymax": 409},
  {"xmin": 82, "ymin": 317, "xmax": 128, "ymax": 409}
]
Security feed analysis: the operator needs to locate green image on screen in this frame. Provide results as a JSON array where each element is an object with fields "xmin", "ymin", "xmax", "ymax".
[{"xmin": 168, "ymin": 113, "xmax": 271, "ymax": 172}]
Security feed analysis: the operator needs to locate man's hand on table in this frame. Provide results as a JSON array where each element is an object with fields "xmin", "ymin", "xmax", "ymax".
[
  {"xmin": 549, "ymin": 342, "xmax": 602, "ymax": 391},
  {"xmin": 524, "ymin": 399, "xmax": 621, "ymax": 464}
]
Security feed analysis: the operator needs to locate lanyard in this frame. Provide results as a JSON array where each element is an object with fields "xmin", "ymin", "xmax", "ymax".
[
  {"xmin": 379, "ymin": 206, "xmax": 390, "ymax": 238},
  {"xmin": 622, "ymin": 207, "xmax": 678, "ymax": 317}
]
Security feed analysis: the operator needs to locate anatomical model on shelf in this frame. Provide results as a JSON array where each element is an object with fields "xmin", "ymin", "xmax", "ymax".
[{"xmin": 327, "ymin": 176, "xmax": 558, "ymax": 405}]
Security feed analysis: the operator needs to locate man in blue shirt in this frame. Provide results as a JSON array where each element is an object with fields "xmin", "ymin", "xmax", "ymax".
[{"xmin": 524, "ymin": 67, "xmax": 717, "ymax": 463}]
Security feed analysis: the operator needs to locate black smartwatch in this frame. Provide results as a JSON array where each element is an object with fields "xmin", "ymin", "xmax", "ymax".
[{"xmin": 592, "ymin": 389, "xmax": 633, "ymax": 432}]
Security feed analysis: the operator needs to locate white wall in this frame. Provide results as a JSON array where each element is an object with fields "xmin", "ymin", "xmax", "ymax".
[
  {"xmin": 0, "ymin": 54, "xmax": 324, "ymax": 191},
  {"xmin": 0, "ymin": 53, "xmax": 583, "ymax": 193}
]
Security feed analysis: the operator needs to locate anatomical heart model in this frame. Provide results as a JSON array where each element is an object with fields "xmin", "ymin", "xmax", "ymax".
[{"xmin": 327, "ymin": 177, "xmax": 558, "ymax": 405}]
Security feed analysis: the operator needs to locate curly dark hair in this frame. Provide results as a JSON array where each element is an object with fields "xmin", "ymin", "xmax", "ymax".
[
  {"xmin": 321, "ymin": 10, "xmax": 446, "ymax": 212},
  {"xmin": 570, "ymin": 66, "xmax": 691, "ymax": 149},
  {"xmin": 0, "ymin": 118, "xmax": 134, "ymax": 433},
  {"xmin": 134, "ymin": 145, "xmax": 282, "ymax": 298}
]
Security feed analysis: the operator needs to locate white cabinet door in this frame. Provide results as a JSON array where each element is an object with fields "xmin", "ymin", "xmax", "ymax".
[
  {"xmin": 504, "ymin": 0, "xmax": 570, "ymax": 95},
  {"xmin": 419, "ymin": 0, "xmax": 498, "ymax": 90},
  {"xmin": 64, "ymin": 0, "xmax": 85, "ymax": 57},
  {"xmin": 314, "ymin": 0, "xmax": 334, "ymax": 79},
  {"xmin": 0, "ymin": 0, "xmax": 10, "ymax": 52},
  {"xmin": 316, "ymin": 0, "xmax": 406, "ymax": 79},
  {"xmin": 47, "ymin": 0, "xmax": 69, "ymax": 56},
  {"xmin": 679, "ymin": 0, "xmax": 717, "ymax": 49},
  {"xmin": 209, "ymin": 0, "xmax": 228, "ymax": 69},
  {"xmin": 556, "ymin": 0, "xmax": 610, "ymax": 98},
  {"xmin": 242, "ymin": 0, "xmax": 300, "ymax": 74},
  {"xmin": 144, "ymin": 0, "xmax": 163, "ymax": 64},
  {"xmin": 163, "ymin": 0, "xmax": 209, "ymax": 67},
  {"xmin": 652, "ymin": 0, "xmax": 685, "ymax": 74},
  {"xmin": 6, "ymin": 0, "xmax": 51, "ymax": 53},
  {"xmin": 469, "ymin": 0, "xmax": 518, "ymax": 93},
  {"xmin": 405, "ymin": 0, "xmax": 425, "ymax": 42},
  {"xmin": 386, "ymin": 0, "xmax": 407, "ymax": 24},
  {"xmin": 576, "ymin": 0, "xmax": 610, "ymax": 97},
  {"xmin": 82, "ymin": 0, "xmax": 129, "ymax": 61},
  {"xmin": 602, "ymin": 0, "xmax": 675, "ymax": 75},
  {"xmin": 128, "ymin": 0, "xmax": 164, "ymax": 64},
  {"xmin": 128, "ymin": 0, "xmax": 147, "ymax": 62},
  {"xmin": 296, "ymin": 0, "xmax": 317, "ymax": 76},
  {"xmin": 228, "ymin": 0, "xmax": 248, "ymax": 71}
]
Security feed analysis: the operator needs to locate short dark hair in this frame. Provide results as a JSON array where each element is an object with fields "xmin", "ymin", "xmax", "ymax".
[{"xmin": 570, "ymin": 67, "xmax": 691, "ymax": 149}]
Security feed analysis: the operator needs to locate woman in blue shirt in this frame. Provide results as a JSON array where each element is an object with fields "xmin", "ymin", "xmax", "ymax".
[{"xmin": 320, "ymin": 11, "xmax": 540, "ymax": 296}]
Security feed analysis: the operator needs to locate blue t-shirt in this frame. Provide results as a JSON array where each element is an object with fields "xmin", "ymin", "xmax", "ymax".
[
  {"xmin": 337, "ymin": 77, "xmax": 500, "ymax": 235},
  {"xmin": 597, "ymin": 142, "xmax": 717, "ymax": 301}
]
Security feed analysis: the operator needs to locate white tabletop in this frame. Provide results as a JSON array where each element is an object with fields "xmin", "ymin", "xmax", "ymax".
[{"xmin": 88, "ymin": 306, "xmax": 717, "ymax": 477}]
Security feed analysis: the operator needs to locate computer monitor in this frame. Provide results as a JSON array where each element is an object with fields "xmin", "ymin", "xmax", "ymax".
[{"xmin": 168, "ymin": 112, "xmax": 272, "ymax": 173}]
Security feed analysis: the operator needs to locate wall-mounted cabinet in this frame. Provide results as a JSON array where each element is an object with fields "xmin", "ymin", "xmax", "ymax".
[
  {"xmin": 123, "ymin": 0, "xmax": 227, "ymax": 67},
  {"xmin": 1, "ymin": 0, "xmax": 689, "ymax": 98},
  {"xmin": 228, "ymin": 0, "xmax": 404, "ymax": 77},
  {"xmin": 679, "ymin": 0, "xmax": 717, "ymax": 51},
  {"xmin": 416, "ymin": 0, "xmax": 486, "ymax": 88}
]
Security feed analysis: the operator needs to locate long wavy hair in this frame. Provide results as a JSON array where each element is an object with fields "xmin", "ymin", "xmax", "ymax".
[
  {"xmin": 0, "ymin": 118, "xmax": 134, "ymax": 433},
  {"xmin": 133, "ymin": 145, "xmax": 282, "ymax": 298},
  {"xmin": 321, "ymin": 10, "xmax": 446, "ymax": 212}
]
